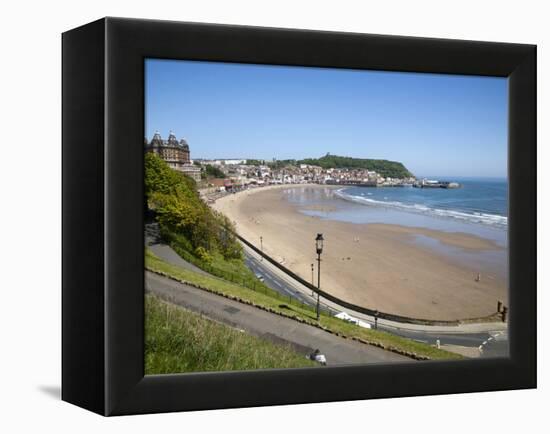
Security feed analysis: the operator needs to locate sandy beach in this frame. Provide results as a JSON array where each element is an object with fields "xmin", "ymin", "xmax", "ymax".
[{"xmin": 212, "ymin": 185, "xmax": 508, "ymax": 321}]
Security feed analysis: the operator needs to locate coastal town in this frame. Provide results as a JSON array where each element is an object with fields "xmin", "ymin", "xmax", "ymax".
[
  {"xmin": 144, "ymin": 131, "xmax": 459, "ymax": 198},
  {"xmin": 195, "ymin": 159, "xmax": 417, "ymax": 191}
]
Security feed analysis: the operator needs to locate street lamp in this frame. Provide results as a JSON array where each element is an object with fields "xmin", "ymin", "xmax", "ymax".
[
  {"xmin": 260, "ymin": 236, "xmax": 263, "ymax": 261},
  {"xmin": 311, "ymin": 263, "xmax": 314, "ymax": 296},
  {"xmin": 315, "ymin": 233, "xmax": 324, "ymax": 321}
]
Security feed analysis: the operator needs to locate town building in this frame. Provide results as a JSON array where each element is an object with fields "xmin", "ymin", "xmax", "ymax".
[
  {"xmin": 145, "ymin": 131, "xmax": 201, "ymax": 182},
  {"xmin": 180, "ymin": 163, "xmax": 202, "ymax": 182}
]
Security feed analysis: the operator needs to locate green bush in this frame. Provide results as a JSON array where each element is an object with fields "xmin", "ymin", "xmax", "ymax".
[
  {"xmin": 194, "ymin": 246, "xmax": 212, "ymax": 263},
  {"xmin": 204, "ymin": 164, "xmax": 225, "ymax": 178},
  {"xmin": 145, "ymin": 153, "xmax": 242, "ymax": 259}
]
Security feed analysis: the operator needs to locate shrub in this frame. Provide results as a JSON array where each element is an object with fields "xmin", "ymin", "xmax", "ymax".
[
  {"xmin": 145, "ymin": 153, "xmax": 241, "ymax": 259},
  {"xmin": 195, "ymin": 246, "xmax": 212, "ymax": 263}
]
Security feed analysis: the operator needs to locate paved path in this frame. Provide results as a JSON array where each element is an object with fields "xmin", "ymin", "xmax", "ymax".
[
  {"xmin": 146, "ymin": 225, "xmax": 208, "ymax": 276},
  {"xmin": 146, "ymin": 271, "xmax": 411, "ymax": 366}
]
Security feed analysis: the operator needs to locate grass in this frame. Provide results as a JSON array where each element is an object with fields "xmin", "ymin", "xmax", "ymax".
[
  {"xmin": 164, "ymin": 229, "xmax": 278, "ymax": 294},
  {"xmin": 210, "ymin": 251, "xmax": 256, "ymax": 280},
  {"xmin": 145, "ymin": 294, "xmax": 316, "ymax": 374},
  {"xmin": 145, "ymin": 249, "xmax": 464, "ymax": 361}
]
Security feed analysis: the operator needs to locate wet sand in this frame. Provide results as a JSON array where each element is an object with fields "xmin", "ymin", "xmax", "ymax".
[{"xmin": 213, "ymin": 185, "xmax": 508, "ymax": 321}]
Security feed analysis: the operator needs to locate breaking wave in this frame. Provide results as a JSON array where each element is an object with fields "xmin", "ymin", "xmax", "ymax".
[{"xmin": 334, "ymin": 189, "xmax": 508, "ymax": 228}]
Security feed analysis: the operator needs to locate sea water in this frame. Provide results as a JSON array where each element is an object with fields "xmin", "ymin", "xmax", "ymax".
[
  {"xmin": 284, "ymin": 178, "xmax": 508, "ymax": 278},
  {"xmin": 286, "ymin": 178, "xmax": 507, "ymax": 245},
  {"xmin": 336, "ymin": 178, "xmax": 507, "ymax": 228}
]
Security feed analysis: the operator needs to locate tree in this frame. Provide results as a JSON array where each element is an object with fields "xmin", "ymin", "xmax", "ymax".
[
  {"xmin": 297, "ymin": 155, "xmax": 414, "ymax": 178},
  {"xmin": 145, "ymin": 153, "xmax": 242, "ymax": 260},
  {"xmin": 204, "ymin": 164, "xmax": 226, "ymax": 178},
  {"xmin": 246, "ymin": 159, "xmax": 265, "ymax": 166}
]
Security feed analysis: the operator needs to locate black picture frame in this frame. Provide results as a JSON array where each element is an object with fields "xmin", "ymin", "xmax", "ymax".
[{"xmin": 62, "ymin": 17, "xmax": 536, "ymax": 416}]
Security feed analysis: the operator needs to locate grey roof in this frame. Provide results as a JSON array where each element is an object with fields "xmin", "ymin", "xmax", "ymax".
[
  {"xmin": 147, "ymin": 132, "xmax": 190, "ymax": 151},
  {"xmin": 150, "ymin": 131, "xmax": 163, "ymax": 146},
  {"xmin": 179, "ymin": 139, "xmax": 189, "ymax": 150},
  {"xmin": 167, "ymin": 131, "xmax": 178, "ymax": 146}
]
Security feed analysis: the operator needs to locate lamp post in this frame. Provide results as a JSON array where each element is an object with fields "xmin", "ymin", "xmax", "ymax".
[
  {"xmin": 260, "ymin": 236, "xmax": 263, "ymax": 261},
  {"xmin": 315, "ymin": 233, "xmax": 324, "ymax": 321},
  {"xmin": 311, "ymin": 263, "xmax": 314, "ymax": 297}
]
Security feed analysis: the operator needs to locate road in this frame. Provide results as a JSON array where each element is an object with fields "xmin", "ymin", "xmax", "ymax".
[
  {"xmin": 477, "ymin": 330, "xmax": 509, "ymax": 358},
  {"xmin": 146, "ymin": 271, "xmax": 411, "ymax": 366},
  {"xmin": 244, "ymin": 252, "xmax": 335, "ymax": 314}
]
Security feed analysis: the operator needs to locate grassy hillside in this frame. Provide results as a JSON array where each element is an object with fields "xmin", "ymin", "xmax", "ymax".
[
  {"xmin": 162, "ymin": 228, "xmax": 281, "ymax": 296},
  {"xmin": 145, "ymin": 294, "xmax": 316, "ymax": 374}
]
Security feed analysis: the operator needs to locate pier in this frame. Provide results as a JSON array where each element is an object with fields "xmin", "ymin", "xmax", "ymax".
[{"xmin": 413, "ymin": 180, "xmax": 460, "ymax": 189}]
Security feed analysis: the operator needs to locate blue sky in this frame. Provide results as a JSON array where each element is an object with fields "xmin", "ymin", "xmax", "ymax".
[{"xmin": 145, "ymin": 59, "xmax": 508, "ymax": 177}]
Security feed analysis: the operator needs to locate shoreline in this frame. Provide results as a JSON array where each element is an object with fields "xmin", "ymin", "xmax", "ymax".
[{"xmin": 212, "ymin": 184, "xmax": 507, "ymax": 321}]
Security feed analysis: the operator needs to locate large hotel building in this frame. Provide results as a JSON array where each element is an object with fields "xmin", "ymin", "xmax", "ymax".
[{"xmin": 145, "ymin": 131, "xmax": 201, "ymax": 182}]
